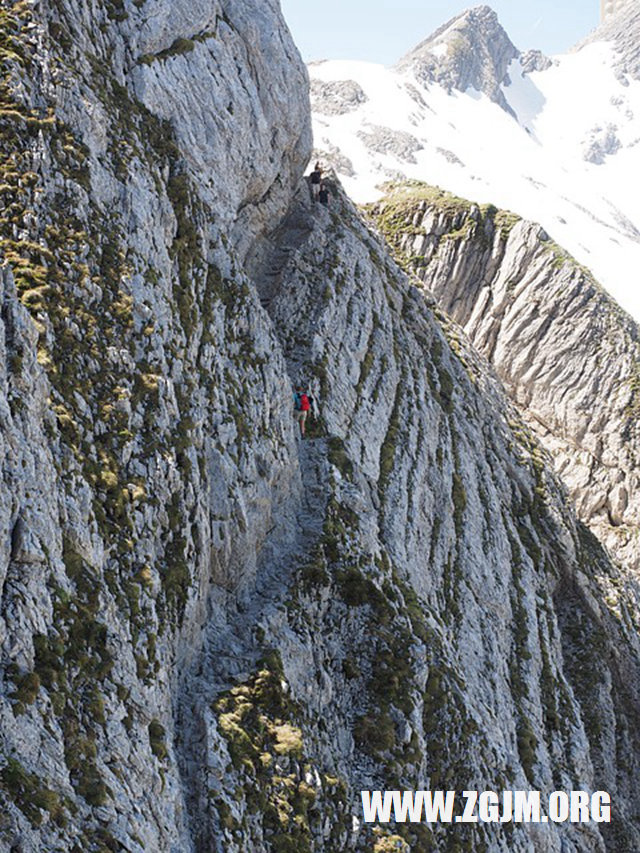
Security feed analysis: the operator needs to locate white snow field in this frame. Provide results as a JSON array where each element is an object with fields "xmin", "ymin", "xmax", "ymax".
[{"xmin": 310, "ymin": 39, "xmax": 640, "ymax": 320}]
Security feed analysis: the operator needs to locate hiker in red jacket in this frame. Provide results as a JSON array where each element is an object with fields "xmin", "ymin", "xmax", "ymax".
[{"xmin": 293, "ymin": 386, "xmax": 312, "ymax": 437}]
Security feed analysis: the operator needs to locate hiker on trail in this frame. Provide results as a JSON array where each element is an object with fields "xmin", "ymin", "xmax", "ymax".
[
  {"xmin": 318, "ymin": 183, "xmax": 330, "ymax": 206},
  {"xmin": 309, "ymin": 162, "xmax": 322, "ymax": 201},
  {"xmin": 293, "ymin": 386, "xmax": 312, "ymax": 437}
]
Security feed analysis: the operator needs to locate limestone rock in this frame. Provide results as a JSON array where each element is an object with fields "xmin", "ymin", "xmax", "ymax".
[
  {"xmin": 356, "ymin": 126, "xmax": 424, "ymax": 164},
  {"xmin": 519, "ymin": 49, "xmax": 553, "ymax": 74}
]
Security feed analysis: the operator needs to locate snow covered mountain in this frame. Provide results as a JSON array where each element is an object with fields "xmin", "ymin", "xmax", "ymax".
[{"xmin": 310, "ymin": 4, "xmax": 640, "ymax": 320}]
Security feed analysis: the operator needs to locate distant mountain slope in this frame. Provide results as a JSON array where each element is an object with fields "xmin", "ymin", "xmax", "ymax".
[
  {"xmin": 579, "ymin": 0, "xmax": 640, "ymax": 79},
  {"xmin": 309, "ymin": 4, "xmax": 640, "ymax": 320}
]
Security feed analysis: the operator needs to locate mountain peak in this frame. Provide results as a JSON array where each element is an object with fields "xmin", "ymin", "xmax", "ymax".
[
  {"xmin": 431, "ymin": 4, "xmax": 501, "ymax": 32},
  {"xmin": 395, "ymin": 5, "xmax": 518, "ymax": 111}
]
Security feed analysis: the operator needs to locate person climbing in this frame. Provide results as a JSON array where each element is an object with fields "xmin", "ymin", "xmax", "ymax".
[
  {"xmin": 318, "ymin": 183, "xmax": 330, "ymax": 206},
  {"xmin": 309, "ymin": 162, "xmax": 322, "ymax": 201},
  {"xmin": 293, "ymin": 385, "xmax": 311, "ymax": 437}
]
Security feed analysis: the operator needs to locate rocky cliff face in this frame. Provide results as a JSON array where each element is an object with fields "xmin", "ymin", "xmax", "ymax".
[
  {"xmin": 0, "ymin": 3, "xmax": 640, "ymax": 853},
  {"xmin": 367, "ymin": 183, "xmax": 640, "ymax": 580},
  {"xmin": 1, "ymin": 0, "xmax": 311, "ymax": 849}
]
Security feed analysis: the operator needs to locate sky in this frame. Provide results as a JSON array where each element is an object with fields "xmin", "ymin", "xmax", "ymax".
[{"xmin": 280, "ymin": 1, "xmax": 601, "ymax": 66}]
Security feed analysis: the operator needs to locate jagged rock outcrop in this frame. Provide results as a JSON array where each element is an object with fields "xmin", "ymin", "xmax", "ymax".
[
  {"xmin": 583, "ymin": 123, "xmax": 623, "ymax": 164},
  {"xmin": 395, "ymin": 5, "xmax": 518, "ymax": 113},
  {"xmin": 356, "ymin": 126, "xmax": 423, "ymax": 164},
  {"xmin": 310, "ymin": 78, "xmax": 368, "ymax": 116},
  {"xmin": 0, "ymin": 3, "xmax": 639, "ymax": 853},
  {"xmin": 519, "ymin": 49, "xmax": 553, "ymax": 74},
  {"xmin": 367, "ymin": 182, "xmax": 640, "ymax": 577}
]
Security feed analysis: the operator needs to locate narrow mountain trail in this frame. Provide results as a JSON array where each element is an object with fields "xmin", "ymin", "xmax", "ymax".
[
  {"xmin": 176, "ymin": 185, "xmax": 332, "ymax": 851},
  {"xmin": 178, "ymin": 439, "xmax": 329, "ymax": 852},
  {"xmin": 253, "ymin": 182, "xmax": 340, "ymax": 395},
  {"xmin": 191, "ymin": 437, "xmax": 328, "ymax": 689}
]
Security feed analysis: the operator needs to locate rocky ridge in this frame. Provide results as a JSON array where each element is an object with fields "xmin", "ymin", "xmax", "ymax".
[{"xmin": 0, "ymin": 2, "xmax": 638, "ymax": 852}]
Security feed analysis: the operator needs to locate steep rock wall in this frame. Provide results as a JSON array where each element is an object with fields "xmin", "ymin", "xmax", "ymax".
[{"xmin": 0, "ymin": 0, "xmax": 310, "ymax": 849}]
